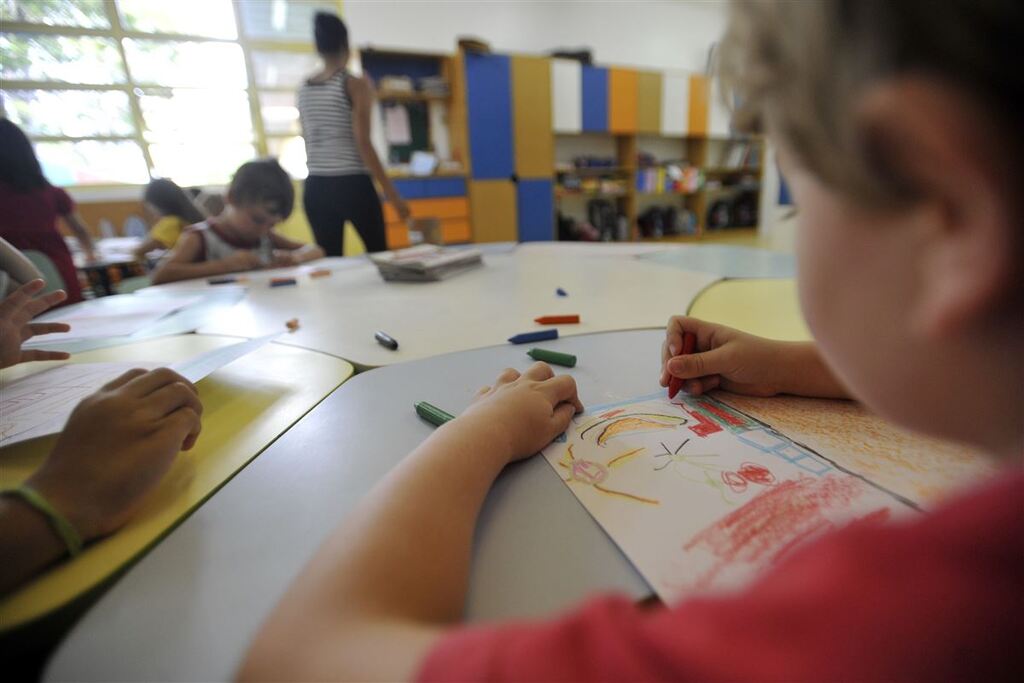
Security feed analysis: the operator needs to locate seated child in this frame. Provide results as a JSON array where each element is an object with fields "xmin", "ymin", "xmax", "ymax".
[
  {"xmin": 239, "ymin": 1, "xmax": 1022, "ymax": 680},
  {"xmin": 132, "ymin": 178, "xmax": 207, "ymax": 261},
  {"xmin": 151, "ymin": 159, "xmax": 324, "ymax": 285},
  {"xmin": 0, "ymin": 280, "xmax": 203, "ymax": 594}
]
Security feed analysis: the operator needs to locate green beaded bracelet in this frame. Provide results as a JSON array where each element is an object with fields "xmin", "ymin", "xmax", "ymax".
[{"xmin": 6, "ymin": 484, "xmax": 83, "ymax": 557}]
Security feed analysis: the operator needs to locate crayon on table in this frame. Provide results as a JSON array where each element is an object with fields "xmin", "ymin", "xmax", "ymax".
[
  {"xmin": 270, "ymin": 277, "xmax": 297, "ymax": 288},
  {"xmin": 527, "ymin": 347, "xmax": 577, "ymax": 368},
  {"xmin": 556, "ymin": 287, "xmax": 568, "ymax": 297},
  {"xmin": 668, "ymin": 331, "xmax": 697, "ymax": 399},
  {"xmin": 534, "ymin": 315, "xmax": 580, "ymax": 325},
  {"xmin": 508, "ymin": 329, "xmax": 558, "ymax": 345},
  {"xmin": 415, "ymin": 401, "xmax": 454, "ymax": 427},
  {"xmin": 375, "ymin": 330, "xmax": 399, "ymax": 350},
  {"xmin": 208, "ymin": 276, "xmax": 238, "ymax": 285}
]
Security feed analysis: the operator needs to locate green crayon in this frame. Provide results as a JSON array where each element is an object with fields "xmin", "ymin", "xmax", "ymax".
[
  {"xmin": 415, "ymin": 401, "xmax": 455, "ymax": 427},
  {"xmin": 527, "ymin": 347, "xmax": 577, "ymax": 368}
]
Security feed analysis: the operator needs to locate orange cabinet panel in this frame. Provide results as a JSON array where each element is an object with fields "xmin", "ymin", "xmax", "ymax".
[
  {"xmin": 688, "ymin": 75, "xmax": 709, "ymax": 136},
  {"xmin": 383, "ymin": 197, "xmax": 469, "ymax": 223},
  {"xmin": 609, "ymin": 68, "xmax": 638, "ymax": 134},
  {"xmin": 386, "ymin": 225, "xmax": 411, "ymax": 250},
  {"xmin": 441, "ymin": 218, "xmax": 472, "ymax": 243}
]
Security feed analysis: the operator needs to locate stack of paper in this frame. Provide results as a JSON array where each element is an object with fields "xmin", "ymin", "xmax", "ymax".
[{"xmin": 369, "ymin": 245, "xmax": 483, "ymax": 282}]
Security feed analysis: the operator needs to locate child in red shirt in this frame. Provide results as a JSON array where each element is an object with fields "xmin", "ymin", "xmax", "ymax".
[
  {"xmin": 0, "ymin": 120, "xmax": 96, "ymax": 305},
  {"xmin": 239, "ymin": 1, "xmax": 1024, "ymax": 680}
]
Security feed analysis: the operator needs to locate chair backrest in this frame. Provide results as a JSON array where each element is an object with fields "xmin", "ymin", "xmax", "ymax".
[{"xmin": 21, "ymin": 250, "xmax": 67, "ymax": 296}]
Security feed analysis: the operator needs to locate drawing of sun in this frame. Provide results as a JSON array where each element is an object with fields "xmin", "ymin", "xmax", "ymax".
[
  {"xmin": 558, "ymin": 444, "xmax": 659, "ymax": 505},
  {"xmin": 577, "ymin": 408, "xmax": 688, "ymax": 447}
]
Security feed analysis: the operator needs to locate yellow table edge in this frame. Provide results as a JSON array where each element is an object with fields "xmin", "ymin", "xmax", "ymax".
[
  {"xmin": 687, "ymin": 277, "xmax": 811, "ymax": 341},
  {"xmin": 0, "ymin": 335, "xmax": 354, "ymax": 632}
]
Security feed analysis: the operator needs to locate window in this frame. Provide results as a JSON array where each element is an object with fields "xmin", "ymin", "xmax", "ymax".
[{"xmin": 0, "ymin": 0, "xmax": 341, "ymax": 187}]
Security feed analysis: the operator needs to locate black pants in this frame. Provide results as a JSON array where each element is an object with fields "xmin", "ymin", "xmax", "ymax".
[{"xmin": 304, "ymin": 174, "xmax": 387, "ymax": 256}]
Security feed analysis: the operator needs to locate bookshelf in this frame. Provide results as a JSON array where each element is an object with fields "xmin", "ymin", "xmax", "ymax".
[{"xmin": 555, "ymin": 131, "xmax": 764, "ymax": 242}]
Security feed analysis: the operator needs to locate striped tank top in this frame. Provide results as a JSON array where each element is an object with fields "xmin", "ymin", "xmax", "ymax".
[{"xmin": 298, "ymin": 71, "xmax": 367, "ymax": 176}]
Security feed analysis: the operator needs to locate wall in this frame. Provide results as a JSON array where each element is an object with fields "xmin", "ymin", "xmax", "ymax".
[{"xmin": 346, "ymin": 1, "xmax": 726, "ymax": 73}]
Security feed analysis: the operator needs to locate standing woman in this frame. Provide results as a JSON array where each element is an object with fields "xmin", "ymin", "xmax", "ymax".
[{"xmin": 298, "ymin": 12, "xmax": 410, "ymax": 256}]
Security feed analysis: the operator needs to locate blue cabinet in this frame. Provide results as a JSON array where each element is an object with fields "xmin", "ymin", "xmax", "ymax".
[
  {"xmin": 464, "ymin": 53, "xmax": 514, "ymax": 180},
  {"xmin": 581, "ymin": 66, "xmax": 609, "ymax": 133},
  {"xmin": 517, "ymin": 179, "xmax": 554, "ymax": 242}
]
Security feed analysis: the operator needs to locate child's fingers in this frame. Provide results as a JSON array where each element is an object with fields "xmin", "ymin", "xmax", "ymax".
[
  {"xmin": 145, "ymin": 380, "xmax": 204, "ymax": 419},
  {"xmin": 683, "ymin": 375, "xmax": 721, "ymax": 397},
  {"xmin": 538, "ymin": 374, "xmax": 582, "ymax": 411},
  {"xmin": 18, "ymin": 348, "xmax": 71, "ymax": 363},
  {"xmin": 493, "ymin": 367, "xmax": 521, "ymax": 386},
  {"xmin": 19, "ymin": 289, "xmax": 68, "ymax": 321},
  {"xmin": 523, "ymin": 361, "xmax": 554, "ymax": 381},
  {"xmin": 163, "ymin": 406, "xmax": 202, "ymax": 452},
  {"xmin": 122, "ymin": 367, "xmax": 197, "ymax": 398},
  {"xmin": 22, "ymin": 321, "xmax": 71, "ymax": 340},
  {"xmin": 667, "ymin": 346, "xmax": 731, "ymax": 381},
  {"xmin": 102, "ymin": 368, "xmax": 150, "ymax": 390},
  {"xmin": 0, "ymin": 279, "xmax": 46, "ymax": 316},
  {"xmin": 551, "ymin": 401, "xmax": 577, "ymax": 433}
]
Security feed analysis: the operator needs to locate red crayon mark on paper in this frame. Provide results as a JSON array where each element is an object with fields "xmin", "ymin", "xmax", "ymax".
[
  {"xmin": 600, "ymin": 408, "xmax": 626, "ymax": 419},
  {"xmin": 680, "ymin": 406, "xmax": 723, "ymax": 437},
  {"xmin": 700, "ymin": 401, "xmax": 747, "ymax": 426},
  {"xmin": 721, "ymin": 470, "xmax": 748, "ymax": 493},
  {"xmin": 682, "ymin": 475, "xmax": 888, "ymax": 590},
  {"xmin": 738, "ymin": 462, "xmax": 776, "ymax": 486}
]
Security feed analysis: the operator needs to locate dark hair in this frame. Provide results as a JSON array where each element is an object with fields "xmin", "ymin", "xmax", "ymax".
[
  {"xmin": 314, "ymin": 12, "xmax": 348, "ymax": 55},
  {"xmin": 0, "ymin": 118, "xmax": 50, "ymax": 192},
  {"xmin": 228, "ymin": 158, "xmax": 294, "ymax": 218},
  {"xmin": 144, "ymin": 177, "xmax": 206, "ymax": 224}
]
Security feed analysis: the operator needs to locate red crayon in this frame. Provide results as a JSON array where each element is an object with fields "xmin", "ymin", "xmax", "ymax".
[
  {"xmin": 668, "ymin": 331, "xmax": 698, "ymax": 399},
  {"xmin": 534, "ymin": 315, "xmax": 580, "ymax": 325}
]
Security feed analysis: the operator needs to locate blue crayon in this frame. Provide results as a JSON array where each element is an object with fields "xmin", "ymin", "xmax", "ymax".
[
  {"xmin": 556, "ymin": 287, "xmax": 568, "ymax": 297},
  {"xmin": 508, "ymin": 329, "xmax": 558, "ymax": 344}
]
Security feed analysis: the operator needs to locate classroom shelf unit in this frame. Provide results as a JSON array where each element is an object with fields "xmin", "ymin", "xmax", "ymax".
[{"xmin": 366, "ymin": 46, "xmax": 764, "ymax": 247}]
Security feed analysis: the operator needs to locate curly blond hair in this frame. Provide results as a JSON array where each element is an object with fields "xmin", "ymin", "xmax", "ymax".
[{"xmin": 718, "ymin": 0, "xmax": 1023, "ymax": 205}]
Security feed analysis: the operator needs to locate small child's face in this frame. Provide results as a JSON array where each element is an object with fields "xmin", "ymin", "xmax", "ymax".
[
  {"xmin": 231, "ymin": 202, "xmax": 283, "ymax": 237},
  {"xmin": 780, "ymin": 147, "xmax": 946, "ymax": 435}
]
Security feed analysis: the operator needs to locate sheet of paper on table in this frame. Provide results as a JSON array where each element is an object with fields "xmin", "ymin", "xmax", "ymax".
[
  {"xmin": 541, "ymin": 392, "xmax": 914, "ymax": 603},
  {"xmin": 25, "ymin": 294, "xmax": 203, "ymax": 345},
  {"xmin": 0, "ymin": 333, "xmax": 280, "ymax": 448}
]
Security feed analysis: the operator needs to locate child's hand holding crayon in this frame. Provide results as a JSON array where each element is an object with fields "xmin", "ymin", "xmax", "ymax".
[{"xmin": 660, "ymin": 316, "xmax": 851, "ymax": 400}]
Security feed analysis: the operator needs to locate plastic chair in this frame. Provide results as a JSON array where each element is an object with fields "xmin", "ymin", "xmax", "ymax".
[{"xmin": 21, "ymin": 250, "xmax": 67, "ymax": 296}]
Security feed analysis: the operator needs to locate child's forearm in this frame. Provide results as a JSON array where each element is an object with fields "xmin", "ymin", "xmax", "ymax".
[
  {"xmin": 241, "ymin": 418, "xmax": 508, "ymax": 678},
  {"xmin": 151, "ymin": 259, "xmax": 239, "ymax": 285},
  {"xmin": 777, "ymin": 341, "xmax": 851, "ymax": 399}
]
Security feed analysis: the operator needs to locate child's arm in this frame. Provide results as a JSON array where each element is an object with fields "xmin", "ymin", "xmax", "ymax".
[
  {"xmin": 238, "ymin": 363, "xmax": 583, "ymax": 682},
  {"xmin": 0, "ymin": 367, "xmax": 202, "ymax": 595},
  {"xmin": 661, "ymin": 315, "xmax": 850, "ymax": 399},
  {"xmin": 349, "ymin": 75, "xmax": 411, "ymax": 221},
  {"xmin": 132, "ymin": 236, "xmax": 166, "ymax": 262},
  {"xmin": 62, "ymin": 212, "xmax": 97, "ymax": 263},
  {"xmin": 150, "ymin": 232, "xmax": 262, "ymax": 285},
  {"xmin": 268, "ymin": 233, "xmax": 325, "ymax": 266}
]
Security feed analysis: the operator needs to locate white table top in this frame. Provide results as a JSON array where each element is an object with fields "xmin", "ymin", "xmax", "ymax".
[
  {"xmin": 47, "ymin": 329, "xmax": 665, "ymax": 682},
  {"xmin": 144, "ymin": 247, "xmax": 717, "ymax": 368}
]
